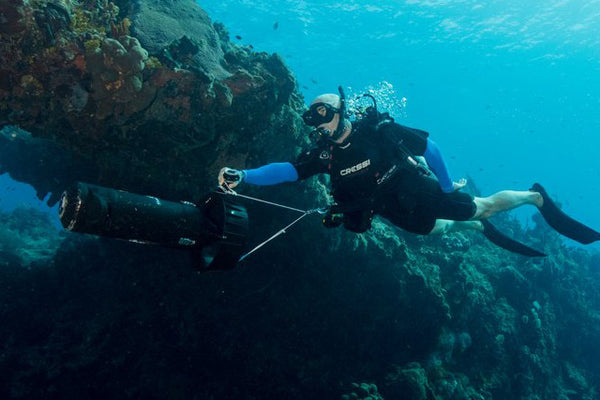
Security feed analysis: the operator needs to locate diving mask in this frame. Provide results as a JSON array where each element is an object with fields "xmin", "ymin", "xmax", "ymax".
[{"xmin": 302, "ymin": 102, "xmax": 339, "ymax": 127}]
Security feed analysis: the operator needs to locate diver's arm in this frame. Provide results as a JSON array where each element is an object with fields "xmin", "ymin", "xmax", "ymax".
[
  {"xmin": 242, "ymin": 162, "xmax": 299, "ymax": 185},
  {"xmin": 218, "ymin": 163, "xmax": 297, "ymax": 188},
  {"xmin": 219, "ymin": 148, "xmax": 324, "ymax": 188},
  {"xmin": 423, "ymin": 139, "xmax": 454, "ymax": 193}
]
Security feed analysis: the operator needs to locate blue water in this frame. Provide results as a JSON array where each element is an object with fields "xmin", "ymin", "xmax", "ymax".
[
  {"xmin": 1, "ymin": 0, "xmax": 598, "ymax": 249},
  {"xmin": 203, "ymin": 0, "xmax": 600, "ymax": 249},
  {"xmin": 0, "ymin": 173, "xmax": 61, "ymax": 229},
  {"xmin": 0, "ymin": 173, "xmax": 43, "ymax": 211}
]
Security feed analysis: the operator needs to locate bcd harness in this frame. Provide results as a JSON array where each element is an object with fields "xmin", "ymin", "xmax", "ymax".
[{"xmin": 321, "ymin": 110, "xmax": 430, "ymax": 233}]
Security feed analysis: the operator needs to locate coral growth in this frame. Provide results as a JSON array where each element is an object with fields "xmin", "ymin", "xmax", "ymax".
[
  {"xmin": 0, "ymin": 0, "xmax": 301, "ymax": 201},
  {"xmin": 0, "ymin": 206, "xmax": 63, "ymax": 266}
]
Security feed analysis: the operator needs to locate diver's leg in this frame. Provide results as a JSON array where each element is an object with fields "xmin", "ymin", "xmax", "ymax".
[
  {"xmin": 429, "ymin": 219, "xmax": 483, "ymax": 235},
  {"xmin": 472, "ymin": 190, "xmax": 542, "ymax": 220}
]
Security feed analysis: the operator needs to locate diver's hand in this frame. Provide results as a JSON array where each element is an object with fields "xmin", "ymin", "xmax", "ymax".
[
  {"xmin": 452, "ymin": 178, "xmax": 467, "ymax": 191},
  {"xmin": 218, "ymin": 167, "xmax": 245, "ymax": 189}
]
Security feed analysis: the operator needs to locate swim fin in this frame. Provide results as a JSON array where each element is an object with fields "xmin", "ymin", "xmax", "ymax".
[
  {"xmin": 481, "ymin": 219, "xmax": 546, "ymax": 257},
  {"xmin": 531, "ymin": 183, "xmax": 600, "ymax": 245}
]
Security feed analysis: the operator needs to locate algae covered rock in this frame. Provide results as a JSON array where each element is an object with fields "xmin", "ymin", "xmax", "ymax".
[
  {"xmin": 384, "ymin": 363, "xmax": 437, "ymax": 400},
  {"xmin": 0, "ymin": 207, "xmax": 63, "ymax": 266},
  {"xmin": 85, "ymin": 34, "xmax": 151, "ymax": 118},
  {"xmin": 0, "ymin": 0, "xmax": 305, "ymax": 202},
  {"xmin": 341, "ymin": 382, "xmax": 384, "ymax": 400},
  {"xmin": 130, "ymin": 0, "xmax": 228, "ymax": 79}
]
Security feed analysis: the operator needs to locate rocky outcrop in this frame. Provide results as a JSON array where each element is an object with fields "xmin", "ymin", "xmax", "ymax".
[
  {"xmin": 0, "ymin": 0, "xmax": 302, "ymax": 202},
  {"xmin": 130, "ymin": 0, "xmax": 229, "ymax": 79},
  {"xmin": 0, "ymin": 207, "xmax": 63, "ymax": 266}
]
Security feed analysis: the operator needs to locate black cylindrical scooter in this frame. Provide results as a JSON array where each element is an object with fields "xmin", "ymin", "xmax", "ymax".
[{"xmin": 58, "ymin": 182, "xmax": 248, "ymax": 270}]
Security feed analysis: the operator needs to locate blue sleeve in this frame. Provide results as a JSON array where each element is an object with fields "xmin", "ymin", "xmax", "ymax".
[
  {"xmin": 423, "ymin": 139, "xmax": 453, "ymax": 193},
  {"xmin": 243, "ymin": 162, "xmax": 299, "ymax": 186}
]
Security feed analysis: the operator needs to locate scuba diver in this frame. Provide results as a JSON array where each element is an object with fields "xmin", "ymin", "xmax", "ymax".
[{"xmin": 218, "ymin": 87, "xmax": 600, "ymax": 256}]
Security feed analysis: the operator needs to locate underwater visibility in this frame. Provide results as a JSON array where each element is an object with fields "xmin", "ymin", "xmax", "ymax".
[{"xmin": 1, "ymin": 0, "xmax": 600, "ymax": 399}]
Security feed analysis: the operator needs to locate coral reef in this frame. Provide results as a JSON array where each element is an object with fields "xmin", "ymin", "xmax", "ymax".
[
  {"xmin": 341, "ymin": 382, "xmax": 384, "ymax": 400},
  {"xmin": 0, "ymin": 1, "xmax": 600, "ymax": 400},
  {"xmin": 0, "ymin": 0, "xmax": 302, "ymax": 202},
  {"xmin": 0, "ymin": 206, "xmax": 63, "ymax": 266}
]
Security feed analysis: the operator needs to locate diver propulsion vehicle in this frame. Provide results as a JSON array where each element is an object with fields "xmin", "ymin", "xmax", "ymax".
[{"xmin": 58, "ymin": 182, "xmax": 248, "ymax": 270}]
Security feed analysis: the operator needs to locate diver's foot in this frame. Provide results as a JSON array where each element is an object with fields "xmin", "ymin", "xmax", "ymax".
[
  {"xmin": 530, "ymin": 183, "xmax": 552, "ymax": 210},
  {"xmin": 530, "ymin": 191, "xmax": 544, "ymax": 208},
  {"xmin": 473, "ymin": 220, "xmax": 484, "ymax": 232}
]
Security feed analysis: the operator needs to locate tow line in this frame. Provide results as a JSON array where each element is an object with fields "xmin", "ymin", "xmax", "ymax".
[{"xmin": 218, "ymin": 184, "xmax": 326, "ymax": 261}]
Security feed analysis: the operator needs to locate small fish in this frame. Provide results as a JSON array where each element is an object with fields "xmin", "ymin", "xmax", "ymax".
[
  {"xmin": 235, "ymin": 35, "xmax": 242, "ymax": 40},
  {"xmin": 311, "ymin": 79, "xmax": 318, "ymax": 84},
  {"xmin": 273, "ymin": 22, "xmax": 279, "ymax": 30},
  {"xmin": 248, "ymin": 44, "xmax": 253, "ymax": 49}
]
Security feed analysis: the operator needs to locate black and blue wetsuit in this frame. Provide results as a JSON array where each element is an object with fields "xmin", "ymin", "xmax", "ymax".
[{"xmin": 242, "ymin": 120, "xmax": 476, "ymax": 234}]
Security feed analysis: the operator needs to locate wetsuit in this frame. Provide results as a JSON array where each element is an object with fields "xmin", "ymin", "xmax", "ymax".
[{"xmin": 244, "ymin": 120, "xmax": 476, "ymax": 234}]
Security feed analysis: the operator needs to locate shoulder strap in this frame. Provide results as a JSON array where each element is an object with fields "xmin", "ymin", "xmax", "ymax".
[{"xmin": 376, "ymin": 121, "xmax": 419, "ymax": 167}]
